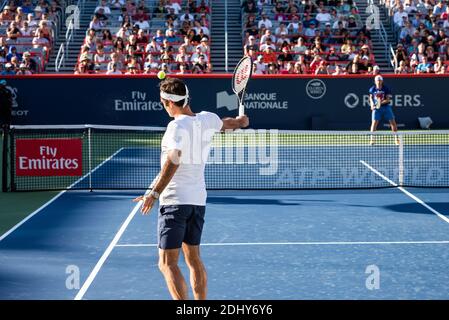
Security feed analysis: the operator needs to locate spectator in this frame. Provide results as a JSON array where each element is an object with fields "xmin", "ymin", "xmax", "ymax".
[
  {"xmin": 94, "ymin": 44, "xmax": 108, "ymax": 68},
  {"xmin": 20, "ymin": 21, "xmax": 33, "ymax": 36},
  {"xmin": 6, "ymin": 46, "xmax": 22, "ymax": 63},
  {"xmin": 253, "ymin": 54, "xmax": 266, "ymax": 74},
  {"xmin": 0, "ymin": 6, "xmax": 13, "ymax": 25},
  {"xmin": 74, "ymin": 54, "xmax": 93, "ymax": 74},
  {"xmin": 26, "ymin": 13, "xmax": 38, "ymax": 30},
  {"xmin": 304, "ymin": 21, "xmax": 317, "ymax": 38},
  {"xmin": 111, "ymin": 0, "xmax": 125, "ymax": 10},
  {"xmin": 2, "ymin": 63, "xmax": 16, "ymax": 75},
  {"xmin": 108, "ymin": 52, "xmax": 124, "ymax": 71},
  {"xmin": 394, "ymin": 5, "xmax": 408, "ymax": 27},
  {"xmin": 21, "ymin": 0, "xmax": 34, "ymax": 14},
  {"xmin": 416, "ymin": 56, "xmax": 432, "ymax": 73},
  {"xmin": 277, "ymin": 46, "xmax": 294, "ymax": 69},
  {"xmin": 198, "ymin": 37, "xmax": 209, "ymax": 54},
  {"xmin": 394, "ymin": 43, "xmax": 408, "ymax": 66},
  {"xmin": 260, "ymin": 37, "xmax": 276, "ymax": 51},
  {"xmin": 266, "ymin": 62, "xmax": 278, "ymax": 74},
  {"xmin": 258, "ymin": 12, "xmax": 272, "ymax": 30},
  {"xmin": 153, "ymin": 0, "xmax": 167, "ymax": 18},
  {"xmin": 244, "ymin": 35, "xmax": 258, "ymax": 56},
  {"xmin": 22, "ymin": 51, "xmax": 37, "ymax": 73},
  {"xmin": 433, "ymin": 56, "xmax": 446, "ymax": 73},
  {"xmin": 293, "ymin": 37, "xmax": 307, "ymax": 55},
  {"xmin": 192, "ymin": 54, "xmax": 208, "ymax": 73},
  {"xmin": 143, "ymin": 54, "xmax": 159, "ymax": 73},
  {"xmin": 95, "ymin": 0, "xmax": 111, "ymax": 15},
  {"xmin": 273, "ymin": 1, "xmax": 286, "ymax": 22},
  {"xmin": 175, "ymin": 45, "xmax": 190, "ymax": 66},
  {"xmin": 275, "ymin": 22, "xmax": 288, "ymax": 37},
  {"xmin": 243, "ymin": 2, "xmax": 257, "ymax": 14},
  {"xmin": 276, "ymin": 32, "xmax": 290, "ymax": 49},
  {"xmin": 287, "ymin": 16, "xmax": 302, "ymax": 35},
  {"xmin": 197, "ymin": 1, "xmax": 210, "ymax": 14},
  {"xmin": 260, "ymin": 29, "xmax": 275, "ymax": 45},
  {"xmin": 191, "ymin": 45, "xmax": 208, "ymax": 64},
  {"xmin": 316, "ymin": 8, "xmax": 332, "ymax": 25},
  {"xmin": 7, "ymin": 21, "xmax": 22, "ymax": 41},
  {"xmin": 134, "ymin": 14, "xmax": 150, "ymax": 32},
  {"xmin": 187, "ymin": 0, "xmax": 197, "ymax": 12},
  {"xmin": 331, "ymin": 64, "xmax": 345, "ymax": 75},
  {"xmin": 16, "ymin": 63, "xmax": 32, "ymax": 75},
  {"xmin": 117, "ymin": 23, "xmax": 132, "ymax": 38},
  {"xmin": 326, "ymin": 47, "xmax": 340, "ymax": 61},
  {"xmin": 106, "ymin": 62, "xmax": 122, "ymax": 74},
  {"xmin": 89, "ymin": 14, "xmax": 105, "ymax": 32},
  {"xmin": 262, "ymin": 46, "xmax": 277, "ymax": 64},
  {"xmin": 113, "ymin": 37, "xmax": 126, "ymax": 53},
  {"xmin": 102, "ymin": 29, "xmax": 114, "ymax": 46}
]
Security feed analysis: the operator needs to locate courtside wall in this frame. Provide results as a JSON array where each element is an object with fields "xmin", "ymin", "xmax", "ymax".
[{"xmin": 4, "ymin": 74, "xmax": 449, "ymax": 129}]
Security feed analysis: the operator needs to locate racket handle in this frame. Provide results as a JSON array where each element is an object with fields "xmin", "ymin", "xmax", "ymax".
[{"xmin": 239, "ymin": 103, "xmax": 245, "ymax": 117}]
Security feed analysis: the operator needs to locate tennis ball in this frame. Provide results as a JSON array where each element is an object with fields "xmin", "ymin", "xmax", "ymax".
[{"xmin": 157, "ymin": 71, "xmax": 166, "ymax": 80}]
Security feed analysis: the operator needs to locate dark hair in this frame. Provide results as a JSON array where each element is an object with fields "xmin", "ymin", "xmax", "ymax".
[{"xmin": 159, "ymin": 77, "xmax": 187, "ymax": 107}]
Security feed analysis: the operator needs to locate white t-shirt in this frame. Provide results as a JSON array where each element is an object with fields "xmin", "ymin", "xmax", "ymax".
[{"xmin": 159, "ymin": 111, "xmax": 223, "ymax": 206}]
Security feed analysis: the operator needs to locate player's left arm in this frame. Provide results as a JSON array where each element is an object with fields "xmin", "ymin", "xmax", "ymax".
[{"xmin": 134, "ymin": 149, "xmax": 181, "ymax": 214}]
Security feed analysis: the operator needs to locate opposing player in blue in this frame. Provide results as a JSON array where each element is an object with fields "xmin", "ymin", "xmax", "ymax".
[{"xmin": 368, "ymin": 75, "xmax": 400, "ymax": 145}]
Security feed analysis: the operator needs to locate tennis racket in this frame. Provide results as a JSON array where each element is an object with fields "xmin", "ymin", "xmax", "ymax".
[
  {"xmin": 374, "ymin": 93, "xmax": 383, "ymax": 109},
  {"xmin": 232, "ymin": 56, "xmax": 253, "ymax": 117}
]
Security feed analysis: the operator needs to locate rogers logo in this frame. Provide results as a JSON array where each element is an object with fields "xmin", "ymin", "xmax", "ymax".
[{"xmin": 344, "ymin": 93, "xmax": 359, "ymax": 108}]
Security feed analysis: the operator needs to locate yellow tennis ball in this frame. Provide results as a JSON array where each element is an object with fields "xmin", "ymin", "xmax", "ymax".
[{"xmin": 157, "ymin": 71, "xmax": 166, "ymax": 80}]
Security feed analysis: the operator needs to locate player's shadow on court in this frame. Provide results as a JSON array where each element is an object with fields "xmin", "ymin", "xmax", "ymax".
[
  {"xmin": 207, "ymin": 197, "xmax": 334, "ymax": 206},
  {"xmin": 383, "ymin": 202, "xmax": 449, "ymax": 215}
]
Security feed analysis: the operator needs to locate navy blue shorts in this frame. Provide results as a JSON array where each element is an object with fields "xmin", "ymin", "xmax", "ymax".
[
  {"xmin": 158, "ymin": 205, "xmax": 206, "ymax": 250},
  {"xmin": 372, "ymin": 105, "xmax": 395, "ymax": 121}
]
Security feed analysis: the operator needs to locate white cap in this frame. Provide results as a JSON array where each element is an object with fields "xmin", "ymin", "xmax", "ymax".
[{"xmin": 375, "ymin": 75, "xmax": 383, "ymax": 81}]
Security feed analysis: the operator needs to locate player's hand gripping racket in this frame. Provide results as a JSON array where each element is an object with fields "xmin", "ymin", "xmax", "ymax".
[{"xmin": 232, "ymin": 56, "xmax": 252, "ymax": 117}]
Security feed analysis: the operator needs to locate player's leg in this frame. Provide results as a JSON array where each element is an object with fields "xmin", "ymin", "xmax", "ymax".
[
  {"xmin": 182, "ymin": 243, "xmax": 207, "ymax": 300},
  {"xmin": 385, "ymin": 106, "xmax": 400, "ymax": 145},
  {"xmin": 158, "ymin": 205, "xmax": 189, "ymax": 300},
  {"xmin": 158, "ymin": 248, "xmax": 189, "ymax": 300},
  {"xmin": 370, "ymin": 108, "xmax": 381, "ymax": 144},
  {"xmin": 182, "ymin": 205, "xmax": 207, "ymax": 300}
]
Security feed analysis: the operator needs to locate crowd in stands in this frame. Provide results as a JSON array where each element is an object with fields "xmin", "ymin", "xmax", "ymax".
[
  {"xmin": 0, "ymin": 0, "xmax": 62, "ymax": 75},
  {"xmin": 242, "ymin": 0, "xmax": 380, "ymax": 75},
  {"xmin": 75, "ymin": 0, "xmax": 213, "ymax": 74},
  {"xmin": 389, "ymin": 0, "xmax": 449, "ymax": 74}
]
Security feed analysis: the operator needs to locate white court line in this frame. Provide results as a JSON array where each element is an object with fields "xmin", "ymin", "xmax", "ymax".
[
  {"xmin": 74, "ymin": 188, "xmax": 150, "ymax": 300},
  {"xmin": 115, "ymin": 240, "xmax": 449, "ymax": 247},
  {"xmin": 360, "ymin": 160, "xmax": 449, "ymax": 225},
  {"xmin": 0, "ymin": 148, "xmax": 124, "ymax": 242}
]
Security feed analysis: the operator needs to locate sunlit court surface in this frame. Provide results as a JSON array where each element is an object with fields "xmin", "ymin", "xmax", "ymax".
[{"xmin": 1, "ymin": 127, "xmax": 448, "ymax": 300}]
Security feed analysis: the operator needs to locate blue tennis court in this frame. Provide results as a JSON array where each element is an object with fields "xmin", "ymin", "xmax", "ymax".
[
  {"xmin": 1, "ymin": 129, "xmax": 449, "ymax": 299},
  {"xmin": 1, "ymin": 186, "xmax": 448, "ymax": 299}
]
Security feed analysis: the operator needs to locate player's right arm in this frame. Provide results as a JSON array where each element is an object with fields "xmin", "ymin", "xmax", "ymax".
[
  {"xmin": 368, "ymin": 87, "xmax": 375, "ymax": 111},
  {"xmin": 221, "ymin": 116, "xmax": 250, "ymax": 131}
]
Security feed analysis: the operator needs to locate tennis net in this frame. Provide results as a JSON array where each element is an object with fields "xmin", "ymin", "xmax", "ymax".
[{"xmin": 3, "ymin": 125, "xmax": 449, "ymax": 191}]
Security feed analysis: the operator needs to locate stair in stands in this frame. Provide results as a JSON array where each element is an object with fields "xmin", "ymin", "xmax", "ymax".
[
  {"xmin": 46, "ymin": 0, "xmax": 99, "ymax": 73},
  {"xmin": 210, "ymin": 0, "xmax": 243, "ymax": 73},
  {"xmin": 354, "ymin": 0, "xmax": 395, "ymax": 73}
]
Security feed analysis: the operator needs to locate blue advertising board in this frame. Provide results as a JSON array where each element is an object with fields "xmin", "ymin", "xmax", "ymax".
[{"xmin": 4, "ymin": 75, "xmax": 449, "ymax": 129}]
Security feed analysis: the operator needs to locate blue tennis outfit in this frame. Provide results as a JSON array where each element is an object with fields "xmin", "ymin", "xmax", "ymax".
[{"xmin": 369, "ymin": 85, "xmax": 395, "ymax": 121}]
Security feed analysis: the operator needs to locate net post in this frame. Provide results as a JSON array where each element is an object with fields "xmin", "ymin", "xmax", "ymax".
[
  {"xmin": 1, "ymin": 126, "xmax": 8, "ymax": 192},
  {"xmin": 398, "ymin": 134, "xmax": 404, "ymax": 186},
  {"xmin": 88, "ymin": 127, "xmax": 92, "ymax": 192}
]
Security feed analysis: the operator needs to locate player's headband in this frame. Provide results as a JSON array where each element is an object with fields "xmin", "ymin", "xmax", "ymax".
[{"xmin": 160, "ymin": 85, "xmax": 189, "ymax": 108}]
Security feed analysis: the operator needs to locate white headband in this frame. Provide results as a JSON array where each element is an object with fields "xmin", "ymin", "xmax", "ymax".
[{"xmin": 160, "ymin": 85, "xmax": 189, "ymax": 108}]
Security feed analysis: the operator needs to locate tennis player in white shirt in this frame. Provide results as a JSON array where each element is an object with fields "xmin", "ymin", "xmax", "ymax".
[{"xmin": 134, "ymin": 77, "xmax": 249, "ymax": 300}]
